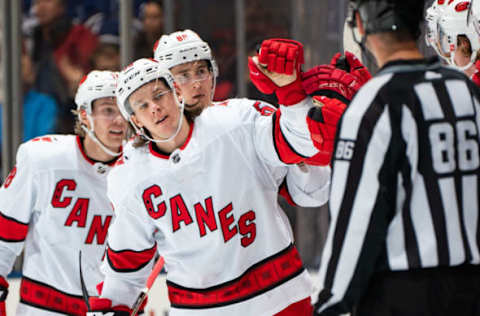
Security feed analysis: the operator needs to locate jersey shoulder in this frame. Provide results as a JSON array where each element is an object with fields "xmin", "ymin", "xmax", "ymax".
[
  {"xmin": 108, "ymin": 143, "xmax": 150, "ymax": 198},
  {"xmin": 18, "ymin": 135, "xmax": 77, "ymax": 171}
]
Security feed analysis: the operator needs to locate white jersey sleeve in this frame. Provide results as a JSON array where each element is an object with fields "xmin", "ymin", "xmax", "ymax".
[
  {"xmin": 216, "ymin": 98, "xmax": 330, "ymax": 208},
  {"xmin": 283, "ymin": 164, "xmax": 331, "ymax": 207},
  {"xmin": 101, "ymin": 170, "xmax": 157, "ymax": 307},
  {"xmin": 0, "ymin": 143, "xmax": 37, "ymax": 277}
]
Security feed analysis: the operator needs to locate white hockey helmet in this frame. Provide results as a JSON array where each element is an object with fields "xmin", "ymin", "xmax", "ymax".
[
  {"xmin": 116, "ymin": 58, "xmax": 185, "ymax": 143},
  {"xmin": 74, "ymin": 70, "xmax": 122, "ymax": 157},
  {"xmin": 153, "ymin": 29, "xmax": 219, "ymax": 77},
  {"xmin": 75, "ymin": 70, "xmax": 117, "ymax": 114},
  {"xmin": 437, "ymin": 0, "xmax": 480, "ymax": 70}
]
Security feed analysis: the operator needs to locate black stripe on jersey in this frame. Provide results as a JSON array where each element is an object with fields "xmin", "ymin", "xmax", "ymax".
[
  {"xmin": 435, "ymin": 81, "xmax": 472, "ymax": 263},
  {"xmin": 271, "ymin": 112, "xmax": 309, "ymax": 163},
  {"xmin": 321, "ymin": 103, "xmax": 396, "ymax": 314},
  {"xmin": 415, "ymin": 81, "xmax": 450, "ymax": 266},
  {"xmin": 323, "ymin": 99, "xmax": 387, "ymax": 293},
  {"xmin": 393, "ymin": 103, "xmax": 422, "ymax": 268}
]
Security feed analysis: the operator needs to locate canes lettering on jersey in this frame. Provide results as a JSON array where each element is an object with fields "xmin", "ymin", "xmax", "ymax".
[
  {"xmin": 143, "ymin": 184, "xmax": 257, "ymax": 247},
  {"xmin": 50, "ymin": 179, "xmax": 113, "ymax": 245}
]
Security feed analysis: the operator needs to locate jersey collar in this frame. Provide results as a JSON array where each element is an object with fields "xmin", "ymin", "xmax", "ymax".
[
  {"xmin": 76, "ymin": 135, "xmax": 120, "ymax": 166},
  {"xmin": 149, "ymin": 122, "xmax": 195, "ymax": 159}
]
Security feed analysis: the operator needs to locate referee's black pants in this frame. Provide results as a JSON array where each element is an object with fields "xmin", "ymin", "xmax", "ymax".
[{"xmin": 354, "ymin": 265, "xmax": 480, "ymax": 316}]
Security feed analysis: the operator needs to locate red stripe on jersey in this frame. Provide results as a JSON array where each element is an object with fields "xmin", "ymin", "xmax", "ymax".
[
  {"xmin": 149, "ymin": 122, "xmax": 195, "ymax": 159},
  {"xmin": 278, "ymin": 179, "xmax": 296, "ymax": 207},
  {"xmin": 76, "ymin": 136, "xmax": 122, "ymax": 166},
  {"xmin": 167, "ymin": 244, "xmax": 304, "ymax": 309},
  {"xmin": 106, "ymin": 244, "xmax": 157, "ymax": 272},
  {"xmin": 272, "ymin": 111, "xmax": 307, "ymax": 164},
  {"xmin": 0, "ymin": 212, "xmax": 28, "ymax": 242},
  {"xmin": 20, "ymin": 276, "xmax": 87, "ymax": 315}
]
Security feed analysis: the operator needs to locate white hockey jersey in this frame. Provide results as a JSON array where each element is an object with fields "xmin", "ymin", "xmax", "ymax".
[
  {"xmin": 0, "ymin": 135, "xmax": 117, "ymax": 316},
  {"xmin": 101, "ymin": 98, "xmax": 327, "ymax": 316}
]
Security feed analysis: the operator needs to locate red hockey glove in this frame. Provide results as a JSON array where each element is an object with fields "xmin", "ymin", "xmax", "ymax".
[
  {"xmin": 248, "ymin": 38, "xmax": 307, "ymax": 105},
  {"xmin": 87, "ymin": 297, "xmax": 131, "ymax": 316},
  {"xmin": 330, "ymin": 51, "xmax": 372, "ymax": 86},
  {"xmin": 471, "ymin": 60, "xmax": 480, "ymax": 87},
  {"xmin": 305, "ymin": 96, "xmax": 347, "ymax": 166},
  {"xmin": 0, "ymin": 277, "xmax": 8, "ymax": 316},
  {"xmin": 301, "ymin": 65, "xmax": 363, "ymax": 104}
]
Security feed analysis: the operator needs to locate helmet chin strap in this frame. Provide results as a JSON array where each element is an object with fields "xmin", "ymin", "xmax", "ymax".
[
  {"xmin": 450, "ymin": 50, "xmax": 478, "ymax": 71},
  {"xmin": 132, "ymin": 95, "xmax": 186, "ymax": 144},
  {"xmin": 81, "ymin": 115, "xmax": 122, "ymax": 157}
]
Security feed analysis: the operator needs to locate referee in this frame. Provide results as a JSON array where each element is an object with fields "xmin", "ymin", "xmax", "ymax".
[{"xmin": 314, "ymin": 0, "xmax": 480, "ymax": 315}]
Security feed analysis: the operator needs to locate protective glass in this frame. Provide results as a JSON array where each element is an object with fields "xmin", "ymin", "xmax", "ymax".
[
  {"xmin": 92, "ymin": 98, "xmax": 123, "ymax": 121},
  {"xmin": 174, "ymin": 67, "xmax": 211, "ymax": 85}
]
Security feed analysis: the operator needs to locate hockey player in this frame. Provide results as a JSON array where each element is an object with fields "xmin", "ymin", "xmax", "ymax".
[
  {"xmin": 0, "ymin": 70, "xmax": 127, "ymax": 315},
  {"xmin": 153, "ymin": 29, "xmax": 367, "ymax": 166},
  {"xmin": 425, "ymin": 0, "xmax": 448, "ymax": 61},
  {"xmin": 87, "ymin": 38, "xmax": 345, "ymax": 315},
  {"xmin": 431, "ymin": 0, "xmax": 480, "ymax": 83},
  {"xmin": 314, "ymin": 0, "xmax": 480, "ymax": 315}
]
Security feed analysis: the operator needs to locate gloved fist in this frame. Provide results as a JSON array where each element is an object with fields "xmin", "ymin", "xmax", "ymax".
[
  {"xmin": 249, "ymin": 38, "xmax": 307, "ymax": 105},
  {"xmin": 471, "ymin": 60, "xmax": 480, "ymax": 87},
  {"xmin": 0, "ymin": 276, "xmax": 8, "ymax": 316},
  {"xmin": 301, "ymin": 65, "xmax": 363, "ymax": 104},
  {"xmin": 330, "ymin": 51, "xmax": 371, "ymax": 86},
  {"xmin": 86, "ymin": 297, "xmax": 131, "ymax": 316},
  {"xmin": 305, "ymin": 96, "xmax": 347, "ymax": 166}
]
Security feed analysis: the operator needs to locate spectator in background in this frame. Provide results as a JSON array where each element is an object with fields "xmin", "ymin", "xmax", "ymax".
[
  {"xmin": 134, "ymin": 0, "xmax": 164, "ymax": 59},
  {"xmin": 90, "ymin": 20, "xmax": 121, "ymax": 72},
  {"xmin": 0, "ymin": 47, "xmax": 58, "ymax": 145},
  {"xmin": 90, "ymin": 43, "xmax": 120, "ymax": 72},
  {"xmin": 29, "ymin": 0, "xmax": 98, "ymax": 133}
]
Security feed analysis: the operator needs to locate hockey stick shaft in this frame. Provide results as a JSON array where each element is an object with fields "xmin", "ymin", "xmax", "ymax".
[
  {"xmin": 130, "ymin": 256, "xmax": 165, "ymax": 316},
  {"xmin": 78, "ymin": 251, "xmax": 91, "ymax": 312}
]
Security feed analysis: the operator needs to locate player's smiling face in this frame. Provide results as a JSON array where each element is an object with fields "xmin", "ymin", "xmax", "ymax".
[
  {"xmin": 129, "ymin": 80, "xmax": 181, "ymax": 141},
  {"xmin": 90, "ymin": 97, "xmax": 127, "ymax": 151}
]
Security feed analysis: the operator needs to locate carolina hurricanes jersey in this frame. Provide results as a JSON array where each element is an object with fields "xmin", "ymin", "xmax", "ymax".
[
  {"xmin": 0, "ymin": 135, "xmax": 117, "ymax": 316},
  {"xmin": 101, "ymin": 98, "xmax": 325, "ymax": 316}
]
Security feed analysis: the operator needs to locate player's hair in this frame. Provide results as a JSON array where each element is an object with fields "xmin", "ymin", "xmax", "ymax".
[{"xmin": 72, "ymin": 109, "xmax": 86, "ymax": 137}]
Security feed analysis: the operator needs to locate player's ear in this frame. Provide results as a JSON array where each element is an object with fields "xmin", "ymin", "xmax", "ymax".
[
  {"xmin": 79, "ymin": 109, "xmax": 89, "ymax": 127},
  {"xmin": 355, "ymin": 11, "xmax": 365, "ymax": 36},
  {"xmin": 130, "ymin": 114, "xmax": 144, "ymax": 129},
  {"xmin": 173, "ymin": 82, "xmax": 183, "ymax": 99}
]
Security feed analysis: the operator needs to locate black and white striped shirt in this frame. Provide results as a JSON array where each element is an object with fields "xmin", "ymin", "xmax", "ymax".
[{"xmin": 315, "ymin": 57, "xmax": 480, "ymax": 314}]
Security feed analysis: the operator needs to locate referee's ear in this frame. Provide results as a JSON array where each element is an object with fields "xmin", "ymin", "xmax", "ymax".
[{"xmin": 355, "ymin": 12, "xmax": 366, "ymax": 36}]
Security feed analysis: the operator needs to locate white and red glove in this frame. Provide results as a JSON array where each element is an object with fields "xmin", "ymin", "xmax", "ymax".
[
  {"xmin": 248, "ymin": 38, "xmax": 307, "ymax": 105},
  {"xmin": 305, "ymin": 96, "xmax": 347, "ymax": 166},
  {"xmin": 0, "ymin": 277, "xmax": 8, "ymax": 316},
  {"xmin": 87, "ymin": 298, "xmax": 131, "ymax": 316},
  {"xmin": 471, "ymin": 60, "xmax": 480, "ymax": 87}
]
